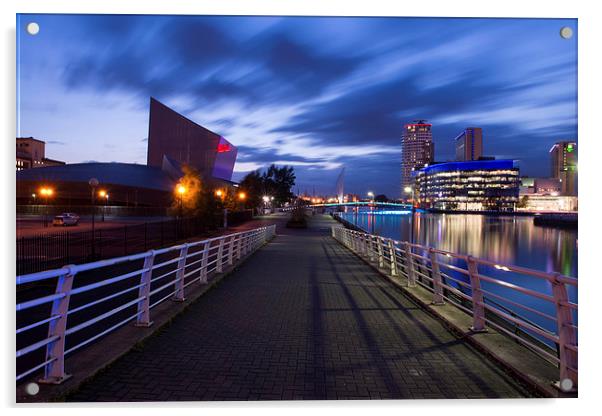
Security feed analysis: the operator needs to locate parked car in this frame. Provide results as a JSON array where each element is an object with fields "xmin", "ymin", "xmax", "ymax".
[{"xmin": 52, "ymin": 213, "xmax": 80, "ymax": 226}]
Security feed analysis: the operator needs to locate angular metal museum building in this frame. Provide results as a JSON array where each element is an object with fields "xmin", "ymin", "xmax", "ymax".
[{"xmin": 16, "ymin": 98, "xmax": 238, "ymax": 207}]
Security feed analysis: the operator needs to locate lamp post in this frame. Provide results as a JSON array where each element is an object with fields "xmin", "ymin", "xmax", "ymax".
[
  {"xmin": 39, "ymin": 187, "xmax": 54, "ymax": 227},
  {"xmin": 98, "ymin": 190, "xmax": 107, "ymax": 222},
  {"xmin": 238, "ymin": 191, "xmax": 246, "ymax": 214},
  {"xmin": 89, "ymin": 178, "xmax": 99, "ymax": 258},
  {"xmin": 214, "ymin": 189, "xmax": 228, "ymax": 228},
  {"xmin": 176, "ymin": 184, "xmax": 186, "ymax": 218},
  {"xmin": 404, "ymin": 186, "xmax": 416, "ymax": 244}
]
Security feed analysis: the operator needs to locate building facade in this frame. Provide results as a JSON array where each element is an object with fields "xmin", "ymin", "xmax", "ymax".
[
  {"xmin": 454, "ymin": 127, "xmax": 483, "ymax": 161},
  {"xmin": 147, "ymin": 97, "xmax": 237, "ymax": 181},
  {"xmin": 16, "ymin": 137, "xmax": 65, "ymax": 170},
  {"xmin": 17, "ymin": 98, "xmax": 239, "ymax": 207},
  {"xmin": 414, "ymin": 159, "xmax": 520, "ymax": 211},
  {"xmin": 550, "ymin": 141, "xmax": 577, "ymax": 196},
  {"xmin": 520, "ymin": 177, "xmax": 561, "ymax": 196},
  {"xmin": 518, "ymin": 195, "xmax": 577, "ymax": 212},
  {"xmin": 401, "ymin": 120, "xmax": 434, "ymax": 194}
]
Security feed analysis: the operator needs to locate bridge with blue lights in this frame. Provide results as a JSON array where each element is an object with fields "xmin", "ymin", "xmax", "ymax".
[{"xmin": 310, "ymin": 201, "xmax": 413, "ymax": 209}]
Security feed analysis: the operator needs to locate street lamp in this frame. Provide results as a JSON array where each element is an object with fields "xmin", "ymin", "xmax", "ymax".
[
  {"xmin": 215, "ymin": 189, "xmax": 223, "ymax": 198},
  {"xmin": 89, "ymin": 178, "xmax": 99, "ymax": 259},
  {"xmin": 176, "ymin": 184, "xmax": 186, "ymax": 218},
  {"xmin": 404, "ymin": 186, "xmax": 417, "ymax": 243},
  {"xmin": 98, "ymin": 190, "xmax": 108, "ymax": 222},
  {"xmin": 39, "ymin": 187, "xmax": 54, "ymax": 227}
]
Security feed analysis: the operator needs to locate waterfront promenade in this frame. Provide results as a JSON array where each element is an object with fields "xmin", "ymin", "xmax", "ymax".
[{"xmin": 66, "ymin": 214, "xmax": 531, "ymax": 401}]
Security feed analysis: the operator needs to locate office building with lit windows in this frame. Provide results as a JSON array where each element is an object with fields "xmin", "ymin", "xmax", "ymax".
[
  {"xmin": 454, "ymin": 127, "xmax": 483, "ymax": 161},
  {"xmin": 401, "ymin": 120, "xmax": 434, "ymax": 194},
  {"xmin": 414, "ymin": 159, "xmax": 520, "ymax": 211},
  {"xmin": 16, "ymin": 137, "xmax": 65, "ymax": 171},
  {"xmin": 550, "ymin": 141, "xmax": 577, "ymax": 196}
]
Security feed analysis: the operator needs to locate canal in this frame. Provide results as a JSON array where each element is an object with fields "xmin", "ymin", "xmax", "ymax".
[{"xmin": 337, "ymin": 208, "xmax": 578, "ymax": 347}]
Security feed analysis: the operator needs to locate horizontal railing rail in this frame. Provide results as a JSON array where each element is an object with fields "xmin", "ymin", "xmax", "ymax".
[
  {"xmin": 330, "ymin": 222, "xmax": 578, "ymax": 390},
  {"xmin": 16, "ymin": 225, "xmax": 276, "ymax": 385}
]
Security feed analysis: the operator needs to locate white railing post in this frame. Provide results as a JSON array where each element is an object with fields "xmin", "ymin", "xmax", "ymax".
[
  {"xmin": 551, "ymin": 273, "xmax": 578, "ymax": 389},
  {"xmin": 199, "ymin": 241, "xmax": 211, "ymax": 283},
  {"xmin": 236, "ymin": 234, "xmax": 242, "ymax": 259},
  {"xmin": 388, "ymin": 240, "xmax": 398, "ymax": 277},
  {"xmin": 368, "ymin": 236, "xmax": 375, "ymax": 262},
  {"xmin": 241, "ymin": 233, "xmax": 248, "ymax": 255},
  {"xmin": 361, "ymin": 233, "xmax": 368, "ymax": 257},
  {"xmin": 172, "ymin": 244, "xmax": 189, "ymax": 302},
  {"xmin": 377, "ymin": 237, "xmax": 384, "ymax": 268},
  {"xmin": 228, "ymin": 235, "xmax": 235, "ymax": 265},
  {"xmin": 467, "ymin": 256, "xmax": 487, "ymax": 332},
  {"xmin": 429, "ymin": 248, "xmax": 445, "ymax": 305},
  {"xmin": 331, "ymin": 227, "xmax": 335, "ymax": 238},
  {"xmin": 404, "ymin": 242, "xmax": 416, "ymax": 287},
  {"xmin": 135, "ymin": 250, "xmax": 155, "ymax": 327},
  {"xmin": 216, "ymin": 238, "xmax": 225, "ymax": 273},
  {"xmin": 39, "ymin": 266, "xmax": 76, "ymax": 384}
]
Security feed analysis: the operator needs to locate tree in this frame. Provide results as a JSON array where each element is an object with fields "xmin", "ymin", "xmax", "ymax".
[
  {"xmin": 374, "ymin": 194, "xmax": 388, "ymax": 202},
  {"xmin": 238, "ymin": 169, "xmax": 264, "ymax": 210},
  {"xmin": 171, "ymin": 165, "xmax": 219, "ymax": 227},
  {"xmin": 517, "ymin": 195, "xmax": 529, "ymax": 209},
  {"xmin": 239, "ymin": 164, "xmax": 296, "ymax": 209}
]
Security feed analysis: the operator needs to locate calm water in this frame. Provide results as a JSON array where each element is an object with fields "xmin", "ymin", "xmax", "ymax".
[{"xmin": 337, "ymin": 208, "xmax": 578, "ymax": 342}]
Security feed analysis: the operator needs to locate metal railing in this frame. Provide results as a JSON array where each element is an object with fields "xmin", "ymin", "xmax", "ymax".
[
  {"xmin": 17, "ymin": 212, "xmax": 254, "ymax": 275},
  {"xmin": 331, "ymin": 225, "xmax": 578, "ymax": 389},
  {"xmin": 16, "ymin": 225, "xmax": 276, "ymax": 384}
]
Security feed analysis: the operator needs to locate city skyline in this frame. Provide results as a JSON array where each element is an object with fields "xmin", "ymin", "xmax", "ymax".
[{"xmin": 17, "ymin": 15, "xmax": 577, "ymax": 197}]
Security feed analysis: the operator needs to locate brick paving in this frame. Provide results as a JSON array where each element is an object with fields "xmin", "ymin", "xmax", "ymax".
[{"xmin": 67, "ymin": 214, "xmax": 532, "ymax": 401}]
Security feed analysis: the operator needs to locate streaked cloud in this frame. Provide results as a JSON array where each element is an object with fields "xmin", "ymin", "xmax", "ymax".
[{"xmin": 17, "ymin": 15, "xmax": 577, "ymax": 196}]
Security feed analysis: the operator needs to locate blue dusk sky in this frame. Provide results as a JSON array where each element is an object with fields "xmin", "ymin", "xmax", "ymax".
[{"xmin": 16, "ymin": 14, "xmax": 577, "ymax": 197}]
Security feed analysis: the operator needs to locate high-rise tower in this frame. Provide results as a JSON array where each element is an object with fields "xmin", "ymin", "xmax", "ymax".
[
  {"xmin": 455, "ymin": 127, "xmax": 483, "ymax": 161},
  {"xmin": 550, "ymin": 141, "xmax": 577, "ymax": 196},
  {"xmin": 401, "ymin": 120, "xmax": 434, "ymax": 195}
]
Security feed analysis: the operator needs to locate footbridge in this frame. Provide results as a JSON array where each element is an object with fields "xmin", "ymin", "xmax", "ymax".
[{"xmin": 16, "ymin": 214, "xmax": 577, "ymax": 401}]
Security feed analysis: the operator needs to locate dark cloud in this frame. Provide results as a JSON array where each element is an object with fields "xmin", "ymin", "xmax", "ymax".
[
  {"xmin": 61, "ymin": 16, "xmax": 366, "ymax": 107},
  {"xmin": 30, "ymin": 15, "xmax": 577, "ymax": 196}
]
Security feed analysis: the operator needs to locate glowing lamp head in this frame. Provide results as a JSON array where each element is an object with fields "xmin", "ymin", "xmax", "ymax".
[
  {"xmin": 177, "ymin": 185, "xmax": 186, "ymax": 195},
  {"xmin": 215, "ymin": 189, "xmax": 223, "ymax": 197},
  {"xmin": 404, "ymin": 186, "xmax": 412, "ymax": 194},
  {"xmin": 262, "ymin": 196, "xmax": 270, "ymax": 203},
  {"xmin": 39, "ymin": 187, "xmax": 54, "ymax": 197},
  {"xmin": 367, "ymin": 191, "xmax": 374, "ymax": 197},
  {"xmin": 238, "ymin": 192, "xmax": 246, "ymax": 200},
  {"xmin": 98, "ymin": 190, "xmax": 107, "ymax": 198}
]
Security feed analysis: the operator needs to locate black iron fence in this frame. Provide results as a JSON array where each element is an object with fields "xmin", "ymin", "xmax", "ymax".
[
  {"xmin": 17, "ymin": 204, "xmax": 169, "ymax": 218},
  {"xmin": 16, "ymin": 210, "xmax": 254, "ymax": 275}
]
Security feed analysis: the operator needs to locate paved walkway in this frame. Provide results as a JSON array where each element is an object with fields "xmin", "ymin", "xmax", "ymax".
[{"xmin": 67, "ymin": 214, "xmax": 532, "ymax": 401}]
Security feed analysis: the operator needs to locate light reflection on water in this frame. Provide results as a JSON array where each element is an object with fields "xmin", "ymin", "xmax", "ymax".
[
  {"xmin": 339, "ymin": 209, "xmax": 577, "ymax": 278},
  {"xmin": 339, "ymin": 208, "xmax": 579, "ymax": 342}
]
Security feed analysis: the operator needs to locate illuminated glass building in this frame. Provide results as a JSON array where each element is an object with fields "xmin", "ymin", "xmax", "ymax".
[
  {"xmin": 414, "ymin": 159, "xmax": 520, "ymax": 211},
  {"xmin": 550, "ymin": 141, "xmax": 577, "ymax": 196},
  {"xmin": 401, "ymin": 120, "xmax": 434, "ymax": 194}
]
